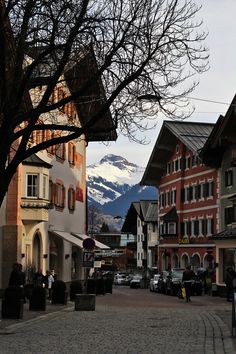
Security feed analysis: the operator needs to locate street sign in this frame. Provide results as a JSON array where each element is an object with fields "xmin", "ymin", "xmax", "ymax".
[
  {"xmin": 82, "ymin": 237, "xmax": 95, "ymax": 250},
  {"xmin": 82, "ymin": 251, "xmax": 95, "ymax": 268}
]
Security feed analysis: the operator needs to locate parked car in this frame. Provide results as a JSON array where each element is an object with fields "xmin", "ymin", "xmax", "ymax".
[
  {"xmin": 114, "ymin": 274, "xmax": 127, "ymax": 285},
  {"xmin": 149, "ymin": 274, "xmax": 160, "ymax": 292},
  {"xmin": 165, "ymin": 269, "xmax": 203, "ymax": 296},
  {"xmin": 157, "ymin": 271, "xmax": 169, "ymax": 293},
  {"xmin": 165, "ymin": 270, "xmax": 184, "ymax": 296},
  {"xmin": 130, "ymin": 274, "xmax": 144, "ymax": 288}
]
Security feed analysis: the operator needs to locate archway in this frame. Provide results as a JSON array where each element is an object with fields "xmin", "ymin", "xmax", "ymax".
[
  {"xmin": 181, "ymin": 253, "xmax": 189, "ymax": 268},
  {"xmin": 191, "ymin": 253, "xmax": 201, "ymax": 272},
  {"xmin": 162, "ymin": 253, "xmax": 168, "ymax": 271},
  {"xmin": 32, "ymin": 232, "xmax": 42, "ymax": 271},
  {"xmin": 172, "ymin": 253, "xmax": 179, "ymax": 269},
  {"xmin": 49, "ymin": 237, "xmax": 63, "ymax": 280}
]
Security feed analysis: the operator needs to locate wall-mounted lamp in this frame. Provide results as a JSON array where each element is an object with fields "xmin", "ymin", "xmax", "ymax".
[
  {"xmin": 21, "ymin": 253, "xmax": 25, "ymax": 258},
  {"xmin": 65, "ymin": 254, "xmax": 70, "ymax": 259},
  {"xmin": 43, "ymin": 254, "xmax": 48, "ymax": 259}
]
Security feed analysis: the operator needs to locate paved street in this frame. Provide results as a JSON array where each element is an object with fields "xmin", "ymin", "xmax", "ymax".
[{"xmin": 0, "ymin": 287, "xmax": 235, "ymax": 354}]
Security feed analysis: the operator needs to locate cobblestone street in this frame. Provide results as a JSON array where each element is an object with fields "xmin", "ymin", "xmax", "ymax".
[{"xmin": 0, "ymin": 287, "xmax": 235, "ymax": 354}]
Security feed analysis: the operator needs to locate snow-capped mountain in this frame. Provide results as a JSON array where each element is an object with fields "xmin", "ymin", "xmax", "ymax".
[{"xmin": 87, "ymin": 154, "xmax": 157, "ymax": 217}]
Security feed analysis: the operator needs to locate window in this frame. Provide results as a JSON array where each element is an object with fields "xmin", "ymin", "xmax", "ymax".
[
  {"xmin": 225, "ymin": 170, "xmax": 233, "ymax": 187},
  {"xmin": 55, "ymin": 143, "xmax": 65, "ymax": 160},
  {"xmin": 165, "ymin": 191, "xmax": 170, "ymax": 206},
  {"xmin": 192, "ymin": 155, "xmax": 198, "ymax": 167},
  {"xmin": 166, "ymin": 162, "xmax": 171, "ymax": 175},
  {"xmin": 27, "ymin": 174, "xmax": 38, "ymax": 197},
  {"xmin": 207, "ymin": 218, "xmax": 214, "ymax": 235},
  {"xmin": 168, "ymin": 222, "xmax": 176, "ymax": 235},
  {"xmin": 160, "ymin": 193, "xmax": 164, "ymax": 208},
  {"xmin": 68, "ymin": 143, "xmax": 76, "ymax": 165},
  {"xmin": 191, "ymin": 220, "xmax": 195, "ymax": 236},
  {"xmin": 171, "ymin": 189, "xmax": 176, "ymax": 205},
  {"xmin": 185, "ymin": 156, "xmax": 190, "ymax": 169},
  {"xmin": 192, "ymin": 184, "xmax": 197, "ymax": 200},
  {"xmin": 206, "ymin": 181, "xmax": 214, "ymax": 198},
  {"xmin": 199, "ymin": 219, "xmax": 203, "ymax": 236},
  {"xmin": 68, "ymin": 187, "xmax": 76, "ymax": 211},
  {"xmin": 225, "ymin": 206, "xmax": 236, "ymax": 225},
  {"xmin": 54, "ymin": 183, "xmax": 65, "ymax": 208}
]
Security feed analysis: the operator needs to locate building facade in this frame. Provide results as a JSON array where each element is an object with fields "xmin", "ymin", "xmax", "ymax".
[
  {"xmin": 201, "ymin": 95, "xmax": 236, "ymax": 291},
  {"xmin": 141, "ymin": 121, "xmax": 219, "ymax": 272},
  {"xmin": 0, "ymin": 59, "xmax": 116, "ymax": 287}
]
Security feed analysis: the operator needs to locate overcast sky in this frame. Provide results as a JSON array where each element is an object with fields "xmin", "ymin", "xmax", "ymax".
[{"xmin": 87, "ymin": 0, "xmax": 236, "ymax": 167}]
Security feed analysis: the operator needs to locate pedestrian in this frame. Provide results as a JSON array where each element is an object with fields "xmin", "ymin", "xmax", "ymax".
[
  {"xmin": 33, "ymin": 269, "xmax": 44, "ymax": 287},
  {"xmin": 225, "ymin": 267, "xmax": 236, "ymax": 302},
  {"xmin": 44, "ymin": 270, "xmax": 54, "ymax": 300},
  {"xmin": 9, "ymin": 263, "xmax": 24, "ymax": 287},
  {"xmin": 182, "ymin": 265, "xmax": 195, "ymax": 303}
]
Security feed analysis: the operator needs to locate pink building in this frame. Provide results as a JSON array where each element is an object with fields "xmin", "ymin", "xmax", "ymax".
[{"xmin": 141, "ymin": 121, "xmax": 219, "ymax": 272}]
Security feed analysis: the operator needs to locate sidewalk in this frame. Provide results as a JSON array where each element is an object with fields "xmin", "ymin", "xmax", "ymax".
[{"xmin": 0, "ymin": 298, "xmax": 74, "ymax": 331}]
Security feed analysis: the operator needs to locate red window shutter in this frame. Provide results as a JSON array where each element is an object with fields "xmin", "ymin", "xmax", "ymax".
[{"xmin": 62, "ymin": 185, "xmax": 66, "ymax": 208}]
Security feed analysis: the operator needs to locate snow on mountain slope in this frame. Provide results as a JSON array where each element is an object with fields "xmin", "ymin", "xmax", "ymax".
[{"xmin": 87, "ymin": 154, "xmax": 145, "ymax": 205}]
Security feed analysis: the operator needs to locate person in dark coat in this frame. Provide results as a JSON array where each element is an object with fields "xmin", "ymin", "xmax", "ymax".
[
  {"xmin": 9, "ymin": 263, "xmax": 24, "ymax": 287},
  {"xmin": 225, "ymin": 267, "xmax": 236, "ymax": 302},
  {"xmin": 182, "ymin": 265, "xmax": 195, "ymax": 303}
]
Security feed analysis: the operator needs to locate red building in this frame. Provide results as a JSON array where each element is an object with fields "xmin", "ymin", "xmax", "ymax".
[{"xmin": 141, "ymin": 121, "xmax": 219, "ymax": 272}]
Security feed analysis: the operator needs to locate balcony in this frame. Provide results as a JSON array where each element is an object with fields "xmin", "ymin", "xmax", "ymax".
[{"xmin": 21, "ymin": 198, "xmax": 49, "ymax": 222}]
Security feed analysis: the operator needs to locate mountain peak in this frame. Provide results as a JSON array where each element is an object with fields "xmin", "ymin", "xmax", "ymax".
[{"xmin": 100, "ymin": 154, "xmax": 137, "ymax": 169}]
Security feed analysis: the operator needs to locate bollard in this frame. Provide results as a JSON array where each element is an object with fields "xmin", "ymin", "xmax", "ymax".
[
  {"xmin": 74, "ymin": 294, "xmax": 95, "ymax": 311},
  {"xmin": 232, "ymin": 291, "xmax": 236, "ymax": 336}
]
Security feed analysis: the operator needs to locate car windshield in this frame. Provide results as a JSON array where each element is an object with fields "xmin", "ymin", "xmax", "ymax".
[
  {"xmin": 171, "ymin": 271, "xmax": 183, "ymax": 279},
  {"xmin": 133, "ymin": 275, "xmax": 142, "ymax": 280}
]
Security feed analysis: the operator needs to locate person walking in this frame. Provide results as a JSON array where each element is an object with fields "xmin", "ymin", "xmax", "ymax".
[
  {"xmin": 44, "ymin": 270, "xmax": 54, "ymax": 300},
  {"xmin": 9, "ymin": 263, "xmax": 24, "ymax": 287},
  {"xmin": 225, "ymin": 267, "xmax": 236, "ymax": 302},
  {"xmin": 182, "ymin": 265, "xmax": 195, "ymax": 303}
]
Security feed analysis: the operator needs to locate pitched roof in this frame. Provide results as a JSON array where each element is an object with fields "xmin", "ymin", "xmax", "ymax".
[
  {"xmin": 162, "ymin": 207, "xmax": 179, "ymax": 222},
  {"xmin": 121, "ymin": 200, "xmax": 157, "ymax": 233},
  {"xmin": 23, "ymin": 154, "xmax": 52, "ymax": 169},
  {"xmin": 141, "ymin": 120, "xmax": 214, "ymax": 186},
  {"xmin": 209, "ymin": 228, "xmax": 236, "ymax": 240},
  {"xmin": 144, "ymin": 201, "xmax": 158, "ymax": 222}
]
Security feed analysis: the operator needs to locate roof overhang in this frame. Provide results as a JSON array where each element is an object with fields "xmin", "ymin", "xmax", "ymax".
[
  {"xmin": 72, "ymin": 233, "xmax": 110, "ymax": 250},
  {"xmin": 51, "ymin": 231, "xmax": 83, "ymax": 248}
]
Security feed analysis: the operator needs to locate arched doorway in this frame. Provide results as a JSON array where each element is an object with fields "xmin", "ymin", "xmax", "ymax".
[
  {"xmin": 49, "ymin": 237, "xmax": 63, "ymax": 279},
  {"xmin": 32, "ymin": 232, "xmax": 42, "ymax": 271},
  {"xmin": 181, "ymin": 253, "xmax": 189, "ymax": 268},
  {"xmin": 172, "ymin": 253, "xmax": 179, "ymax": 269},
  {"xmin": 191, "ymin": 253, "xmax": 201, "ymax": 272},
  {"xmin": 162, "ymin": 252, "xmax": 168, "ymax": 271}
]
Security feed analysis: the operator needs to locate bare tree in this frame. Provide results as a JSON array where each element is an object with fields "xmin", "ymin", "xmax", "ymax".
[{"xmin": 0, "ymin": 0, "xmax": 208, "ymax": 206}]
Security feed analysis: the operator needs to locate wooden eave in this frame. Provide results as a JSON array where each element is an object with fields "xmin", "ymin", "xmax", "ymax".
[
  {"xmin": 140, "ymin": 123, "xmax": 177, "ymax": 186},
  {"xmin": 64, "ymin": 49, "xmax": 117, "ymax": 143},
  {"xmin": 200, "ymin": 94, "xmax": 236, "ymax": 167}
]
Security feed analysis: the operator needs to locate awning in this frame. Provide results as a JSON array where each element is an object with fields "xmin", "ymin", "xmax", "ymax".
[
  {"xmin": 51, "ymin": 231, "xmax": 83, "ymax": 249},
  {"xmin": 72, "ymin": 233, "xmax": 110, "ymax": 250}
]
